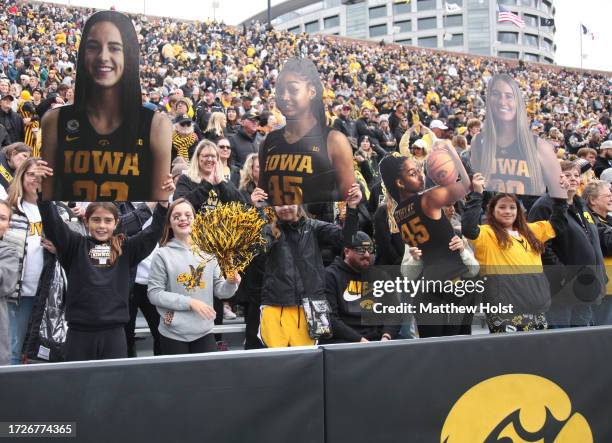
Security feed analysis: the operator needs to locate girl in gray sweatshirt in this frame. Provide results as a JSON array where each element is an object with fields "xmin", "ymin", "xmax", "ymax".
[{"xmin": 147, "ymin": 198, "xmax": 240, "ymax": 354}]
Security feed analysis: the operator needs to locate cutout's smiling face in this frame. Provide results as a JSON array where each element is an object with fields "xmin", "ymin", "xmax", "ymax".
[
  {"xmin": 276, "ymin": 72, "xmax": 316, "ymax": 119},
  {"xmin": 84, "ymin": 21, "xmax": 124, "ymax": 89},
  {"xmin": 490, "ymin": 80, "xmax": 517, "ymax": 123}
]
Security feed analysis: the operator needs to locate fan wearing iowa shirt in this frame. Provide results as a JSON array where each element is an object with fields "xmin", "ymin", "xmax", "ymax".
[{"xmin": 322, "ymin": 232, "xmax": 400, "ymax": 343}]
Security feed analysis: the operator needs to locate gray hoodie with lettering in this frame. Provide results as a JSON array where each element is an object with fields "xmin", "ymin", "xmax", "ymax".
[
  {"xmin": 147, "ymin": 238, "xmax": 238, "ymax": 342},
  {"xmin": 0, "ymin": 240, "xmax": 19, "ymax": 365}
]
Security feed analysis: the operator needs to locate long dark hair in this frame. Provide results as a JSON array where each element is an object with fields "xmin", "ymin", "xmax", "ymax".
[
  {"xmin": 159, "ymin": 198, "xmax": 195, "ymax": 246},
  {"xmin": 485, "ymin": 193, "xmax": 544, "ymax": 254},
  {"xmin": 84, "ymin": 202, "xmax": 125, "ymax": 266},
  {"xmin": 277, "ymin": 58, "xmax": 327, "ymax": 126},
  {"xmin": 74, "ymin": 10, "xmax": 141, "ymax": 151}
]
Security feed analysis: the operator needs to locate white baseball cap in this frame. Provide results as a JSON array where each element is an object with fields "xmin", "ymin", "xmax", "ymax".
[
  {"xmin": 412, "ymin": 139, "xmax": 427, "ymax": 149},
  {"xmin": 430, "ymin": 119, "xmax": 448, "ymax": 130}
]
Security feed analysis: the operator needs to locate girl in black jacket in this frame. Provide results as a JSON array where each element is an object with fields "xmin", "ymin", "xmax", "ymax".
[
  {"xmin": 37, "ymin": 199, "xmax": 169, "ymax": 361},
  {"xmin": 34, "ymin": 161, "xmax": 173, "ymax": 361},
  {"xmin": 250, "ymin": 183, "xmax": 362, "ymax": 347}
]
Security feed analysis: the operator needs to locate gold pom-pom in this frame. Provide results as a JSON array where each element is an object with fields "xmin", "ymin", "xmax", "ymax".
[{"xmin": 190, "ymin": 202, "xmax": 267, "ymax": 278}]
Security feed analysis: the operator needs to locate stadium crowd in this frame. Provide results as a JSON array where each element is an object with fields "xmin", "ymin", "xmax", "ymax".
[{"xmin": 0, "ymin": 0, "xmax": 611, "ymax": 363}]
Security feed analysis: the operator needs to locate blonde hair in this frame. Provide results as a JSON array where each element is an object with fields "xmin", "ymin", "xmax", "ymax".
[
  {"xmin": 187, "ymin": 139, "xmax": 223, "ymax": 183},
  {"xmin": 205, "ymin": 112, "xmax": 226, "ymax": 138},
  {"xmin": 474, "ymin": 74, "xmax": 544, "ymax": 193},
  {"xmin": 6, "ymin": 157, "xmax": 39, "ymax": 208},
  {"xmin": 239, "ymin": 153, "xmax": 259, "ymax": 191}
]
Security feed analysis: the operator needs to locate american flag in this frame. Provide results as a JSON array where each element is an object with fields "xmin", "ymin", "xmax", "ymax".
[{"xmin": 497, "ymin": 5, "xmax": 525, "ymax": 28}]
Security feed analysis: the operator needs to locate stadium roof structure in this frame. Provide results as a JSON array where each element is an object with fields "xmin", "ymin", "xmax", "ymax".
[{"xmin": 240, "ymin": 0, "xmax": 320, "ymax": 25}]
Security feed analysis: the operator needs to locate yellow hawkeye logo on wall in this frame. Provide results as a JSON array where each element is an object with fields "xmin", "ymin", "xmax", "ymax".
[{"xmin": 441, "ymin": 374, "xmax": 592, "ymax": 442}]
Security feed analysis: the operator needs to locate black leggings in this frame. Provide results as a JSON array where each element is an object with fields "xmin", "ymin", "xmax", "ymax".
[
  {"xmin": 66, "ymin": 327, "xmax": 127, "ymax": 362},
  {"xmin": 244, "ymin": 302, "xmax": 264, "ymax": 350},
  {"xmin": 160, "ymin": 333, "xmax": 217, "ymax": 355},
  {"xmin": 414, "ymin": 292, "xmax": 474, "ymax": 338},
  {"xmin": 125, "ymin": 283, "xmax": 162, "ymax": 357},
  {"xmin": 213, "ymin": 297, "xmax": 223, "ymax": 342}
]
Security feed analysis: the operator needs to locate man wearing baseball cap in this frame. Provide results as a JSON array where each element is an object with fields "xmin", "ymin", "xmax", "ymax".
[
  {"xmin": 418, "ymin": 119, "xmax": 447, "ymax": 151},
  {"xmin": 322, "ymin": 231, "xmax": 400, "ymax": 343},
  {"xmin": 229, "ymin": 110, "xmax": 260, "ymax": 168},
  {"xmin": 0, "ymin": 94, "xmax": 24, "ymax": 144}
]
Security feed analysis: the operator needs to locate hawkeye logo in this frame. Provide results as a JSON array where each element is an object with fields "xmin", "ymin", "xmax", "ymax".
[{"xmin": 441, "ymin": 374, "xmax": 592, "ymax": 443}]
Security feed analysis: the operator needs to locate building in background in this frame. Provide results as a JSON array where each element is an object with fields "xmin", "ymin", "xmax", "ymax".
[{"xmin": 242, "ymin": 0, "xmax": 556, "ymax": 64}]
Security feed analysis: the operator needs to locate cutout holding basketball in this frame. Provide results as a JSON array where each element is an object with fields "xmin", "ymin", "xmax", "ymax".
[{"xmin": 427, "ymin": 147, "xmax": 459, "ymax": 186}]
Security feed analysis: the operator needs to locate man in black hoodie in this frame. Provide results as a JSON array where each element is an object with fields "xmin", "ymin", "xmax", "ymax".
[
  {"xmin": 528, "ymin": 160, "xmax": 607, "ymax": 328},
  {"xmin": 323, "ymin": 231, "xmax": 400, "ymax": 343}
]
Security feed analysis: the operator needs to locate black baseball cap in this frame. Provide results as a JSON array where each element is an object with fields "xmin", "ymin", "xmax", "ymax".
[
  {"xmin": 347, "ymin": 231, "xmax": 372, "ymax": 249},
  {"xmin": 173, "ymin": 114, "xmax": 192, "ymax": 125},
  {"xmin": 1, "ymin": 94, "xmax": 14, "ymax": 101},
  {"xmin": 242, "ymin": 110, "xmax": 260, "ymax": 121}
]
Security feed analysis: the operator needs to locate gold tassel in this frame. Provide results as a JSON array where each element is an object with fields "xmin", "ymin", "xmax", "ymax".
[{"xmin": 190, "ymin": 202, "xmax": 267, "ymax": 279}]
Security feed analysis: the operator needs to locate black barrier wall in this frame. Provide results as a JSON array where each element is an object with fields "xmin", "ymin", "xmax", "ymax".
[
  {"xmin": 323, "ymin": 327, "xmax": 612, "ymax": 443},
  {"xmin": 0, "ymin": 348, "xmax": 325, "ymax": 443},
  {"xmin": 3, "ymin": 328, "xmax": 612, "ymax": 442}
]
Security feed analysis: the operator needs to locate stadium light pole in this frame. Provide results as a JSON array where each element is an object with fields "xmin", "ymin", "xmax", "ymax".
[
  {"xmin": 211, "ymin": 1, "xmax": 220, "ymax": 20},
  {"xmin": 267, "ymin": 0, "xmax": 272, "ymax": 30}
]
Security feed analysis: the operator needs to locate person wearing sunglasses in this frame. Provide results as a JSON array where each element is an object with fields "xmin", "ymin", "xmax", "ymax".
[
  {"xmin": 216, "ymin": 138, "xmax": 240, "ymax": 187},
  {"xmin": 171, "ymin": 114, "xmax": 199, "ymax": 163},
  {"xmin": 322, "ymin": 231, "xmax": 400, "ymax": 344}
]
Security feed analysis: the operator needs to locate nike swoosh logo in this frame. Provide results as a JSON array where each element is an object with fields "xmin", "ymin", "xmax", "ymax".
[
  {"xmin": 267, "ymin": 145, "xmax": 276, "ymax": 152},
  {"xmin": 66, "ymin": 135, "xmax": 79, "ymax": 142},
  {"xmin": 343, "ymin": 290, "xmax": 361, "ymax": 302}
]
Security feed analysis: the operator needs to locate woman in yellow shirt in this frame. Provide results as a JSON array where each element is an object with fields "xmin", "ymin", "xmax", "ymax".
[{"xmin": 462, "ymin": 173, "xmax": 568, "ymax": 332}]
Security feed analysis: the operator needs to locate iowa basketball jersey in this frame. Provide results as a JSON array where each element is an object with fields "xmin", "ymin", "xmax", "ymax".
[
  {"xmin": 258, "ymin": 125, "xmax": 339, "ymax": 205},
  {"xmin": 54, "ymin": 105, "xmax": 154, "ymax": 201},
  {"xmin": 478, "ymin": 135, "xmax": 542, "ymax": 196},
  {"xmin": 394, "ymin": 193, "xmax": 466, "ymax": 281}
]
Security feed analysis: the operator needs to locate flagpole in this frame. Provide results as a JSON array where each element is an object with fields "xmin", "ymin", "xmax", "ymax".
[{"xmin": 580, "ymin": 24, "xmax": 583, "ymax": 69}]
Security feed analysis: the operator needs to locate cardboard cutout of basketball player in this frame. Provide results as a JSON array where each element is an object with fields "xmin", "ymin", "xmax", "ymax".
[
  {"xmin": 470, "ymin": 74, "xmax": 566, "ymax": 199},
  {"xmin": 257, "ymin": 58, "xmax": 355, "ymax": 205},
  {"xmin": 380, "ymin": 143, "xmax": 471, "ymax": 282},
  {"xmin": 41, "ymin": 11, "xmax": 171, "ymax": 202}
]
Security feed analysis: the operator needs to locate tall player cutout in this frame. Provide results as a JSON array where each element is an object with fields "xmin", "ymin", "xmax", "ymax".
[
  {"xmin": 41, "ymin": 11, "xmax": 171, "ymax": 202},
  {"xmin": 470, "ymin": 74, "xmax": 565, "ymax": 199},
  {"xmin": 258, "ymin": 58, "xmax": 355, "ymax": 205}
]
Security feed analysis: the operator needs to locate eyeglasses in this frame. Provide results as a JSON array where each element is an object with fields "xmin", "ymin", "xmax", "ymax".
[
  {"xmin": 218, "ymin": 145, "xmax": 231, "ymax": 150},
  {"xmin": 351, "ymin": 245, "xmax": 374, "ymax": 255},
  {"xmin": 180, "ymin": 122, "xmax": 192, "ymax": 127}
]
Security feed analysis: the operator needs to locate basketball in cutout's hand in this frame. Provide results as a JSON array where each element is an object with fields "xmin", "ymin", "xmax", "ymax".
[{"xmin": 427, "ymin": 149, "xmax": 458, "ymax": 186}]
